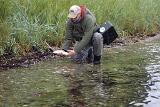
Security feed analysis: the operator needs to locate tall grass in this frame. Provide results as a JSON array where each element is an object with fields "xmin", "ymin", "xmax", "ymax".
[{"xmin": 0, "ymin": 0, "xmax": 160, "ymax": 56}]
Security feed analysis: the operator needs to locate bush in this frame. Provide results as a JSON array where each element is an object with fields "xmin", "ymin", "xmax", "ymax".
[{"xmin": 0, "ymin": 0, "xmax": 160, "ymax": 56}]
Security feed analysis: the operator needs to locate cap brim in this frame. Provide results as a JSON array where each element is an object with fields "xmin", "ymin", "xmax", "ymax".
[{"xmin": 67, "ymin": 14, "xmax": 77, "ymax": 18}]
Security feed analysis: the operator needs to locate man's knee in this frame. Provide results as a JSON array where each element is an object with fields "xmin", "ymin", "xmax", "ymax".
[
  {"xmin": 93, "ymin": 32, "xmax": 103, "ymax": 41},
  {"xmin": 92, "ymin": 32, "xmax": 103, "ymax": 45}
]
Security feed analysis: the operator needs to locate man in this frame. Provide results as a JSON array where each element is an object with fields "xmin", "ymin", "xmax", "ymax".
[{"xmin": 54, "ymin": 5, "xmax": 103, "ymax": 64}]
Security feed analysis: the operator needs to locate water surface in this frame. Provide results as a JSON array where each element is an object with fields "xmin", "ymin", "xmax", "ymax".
[{"xmin": 0, "ymin": 42, "xmax": 160, "ymax": 107}]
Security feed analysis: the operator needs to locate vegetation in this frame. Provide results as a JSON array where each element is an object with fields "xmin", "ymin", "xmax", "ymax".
[{"xmin": 0, "ymin": 0, "xmax": 160, "ymax": 56}]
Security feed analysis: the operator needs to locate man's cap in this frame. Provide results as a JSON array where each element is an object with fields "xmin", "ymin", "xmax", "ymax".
[{"xmin": 68, "ymin": 5, "xmax": 81, "ymax": 18}]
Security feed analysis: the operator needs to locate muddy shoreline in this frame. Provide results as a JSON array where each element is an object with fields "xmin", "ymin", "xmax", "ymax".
[{"xmin": 1, "ymin": 33, "xmax": 160, "ymax": 70}]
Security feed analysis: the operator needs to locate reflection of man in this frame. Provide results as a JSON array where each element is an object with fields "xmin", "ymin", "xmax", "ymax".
[
  {"xmin": 66, "ymin": 64, "xmax": 107, "ymax": 106},
  {"xmin": 54, "ymin": 5, "xmax": 103, "ymax": 64}
]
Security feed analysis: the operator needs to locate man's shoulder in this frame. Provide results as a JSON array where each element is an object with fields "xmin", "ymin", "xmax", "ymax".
[
  {"xmin": 85, "ymin": 9, "xmax": 96, "ymax": 19},
  {"xmin": 84, "ymin": 12, "xmax": 96, "ymax": 23}
]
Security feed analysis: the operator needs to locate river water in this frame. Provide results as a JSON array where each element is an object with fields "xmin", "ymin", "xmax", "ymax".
[
  {"xmin": 0, "ymin": 42, "xmax": 160, "ymax": 107},
  {"xmin": 130, "ymin": 42, "xmax": 160, "ymax": 107}
]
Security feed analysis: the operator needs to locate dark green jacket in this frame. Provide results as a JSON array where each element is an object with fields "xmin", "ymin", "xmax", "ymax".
[{"xmin": 62, "ymin": 9, "xmax": 97, "ymax": 53}]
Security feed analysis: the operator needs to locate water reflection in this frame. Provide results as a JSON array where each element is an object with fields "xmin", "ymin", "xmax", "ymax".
[
  {"xmin": 54, "ymin": 64, "xmax": 112, "ymax": 107},
  {"xmin": 0, "ymin": 62, "xmax": 69, "ymax": 107},
  {"xmin": 0, "ymin": 42, "xmax": 160, "ymax": 107},
  {"xmin": 130, "ymin": 42, "xmax": 160, "ymax": 107}
]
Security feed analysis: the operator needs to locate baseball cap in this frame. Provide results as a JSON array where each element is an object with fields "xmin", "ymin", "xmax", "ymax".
[{"xmin": 68, "ymin": 5, "xmax": 81, "ymax": 18}]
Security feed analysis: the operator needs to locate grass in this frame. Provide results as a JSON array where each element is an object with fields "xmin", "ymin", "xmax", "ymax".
[{"xmin": 0, "ymin": 0, "xmax": 160, "ymax": 56}]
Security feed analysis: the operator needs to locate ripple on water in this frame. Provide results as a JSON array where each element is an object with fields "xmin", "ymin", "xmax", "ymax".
[{"xmin": 140, "ymin": 43, "xmax": 160, "ymax": 107}]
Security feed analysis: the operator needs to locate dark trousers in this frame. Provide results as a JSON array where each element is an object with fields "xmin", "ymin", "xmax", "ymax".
[{"xmin": 72, "ymin": 32, "xmax": 103, "ymax": 63}]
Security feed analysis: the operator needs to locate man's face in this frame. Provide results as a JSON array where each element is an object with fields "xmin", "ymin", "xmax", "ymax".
[{"xmin": 71, "ymin": 13, "xmax": 81, "ymax": 22}]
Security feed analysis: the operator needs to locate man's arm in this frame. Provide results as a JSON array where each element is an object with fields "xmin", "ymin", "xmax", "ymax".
[
  {"xmin": 74, "ymin": 16, "xmax": 95, "ymax": 53},
  {"xmin": 62, "ymin": 20, "xmax": 73, "ymax": 51}
]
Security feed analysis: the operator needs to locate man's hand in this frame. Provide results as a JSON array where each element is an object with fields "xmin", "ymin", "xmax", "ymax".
[
  {"xmin": 67, "ymin": 50, "xmax": 76, "ymax": 56},
  {"xmin": 53, "ymin": 49, "xmax": 76, "ymax": 57},
  {"xmin": 53, "ymin": 50, "xmax": 69, "ymax": 56}
]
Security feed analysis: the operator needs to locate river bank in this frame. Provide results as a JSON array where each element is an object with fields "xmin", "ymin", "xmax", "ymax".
[{"xmin": 1, "ymin": 33, "xmax": 160, "ymax": 70}]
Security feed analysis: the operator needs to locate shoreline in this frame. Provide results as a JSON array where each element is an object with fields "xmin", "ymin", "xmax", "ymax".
[{"xmin": 1, "ymin": 34, "xmax": 160, "ymax": 70}]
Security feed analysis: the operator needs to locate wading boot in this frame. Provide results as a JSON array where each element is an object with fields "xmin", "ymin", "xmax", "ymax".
[
  {"xmin": 86, "ymin": 48, "xmax": 93, "ymax": 64},
  {"xmin": 93, "ymin": 55, "xmax": 101, "ymax": 65}
]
